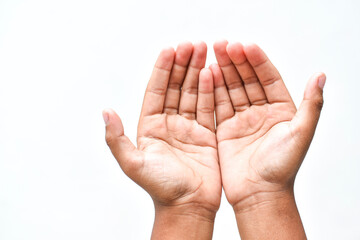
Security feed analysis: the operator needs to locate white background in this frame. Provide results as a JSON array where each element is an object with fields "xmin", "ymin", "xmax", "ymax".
[{"xmin": 0, "ymin": 0, "xmax": 359, "ymax": 239}]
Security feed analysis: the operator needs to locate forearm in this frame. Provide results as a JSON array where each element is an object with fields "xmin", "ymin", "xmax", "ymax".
[
  {"xmin": 151, "ymin": 203, "xmax": 216, "ymax": 240},
  {"xmin": 233, "ymin": 189, "xmax": 306, "ymax": 240}
]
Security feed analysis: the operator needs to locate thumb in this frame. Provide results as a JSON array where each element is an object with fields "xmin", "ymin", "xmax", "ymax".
[
  {"xmin": 291, "ymin": 72, "xmax": 326, "ymax": 141},
  {"xmin": 102, "ymin": 109, "xmax": 143, "ymax": 175}
]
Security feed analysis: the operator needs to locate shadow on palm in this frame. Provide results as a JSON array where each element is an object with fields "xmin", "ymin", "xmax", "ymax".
[{"xmin": 137, "ymin": 113, "xmax": 218, "ymax": 204}]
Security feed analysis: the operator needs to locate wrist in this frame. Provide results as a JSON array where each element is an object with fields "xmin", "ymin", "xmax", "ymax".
[
  {"xmin": 232, "ymin": 187, "xmax": 295, "ymax": 214},
  {"xmin": 232, "ymin": 188, "xmax": 306, "ymax": 240},
  {"xmin": 151, "ymin": 203, "xmax": 216, "ymax": 240}
]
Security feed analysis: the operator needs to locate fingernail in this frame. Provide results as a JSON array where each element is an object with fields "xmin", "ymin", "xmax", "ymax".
[
  {"xmin": 318, "ymin": 75, "xmax": 326, "ymax": 89},
  {"xmin": 102, "ymin": 111, "xmax": 109, "ymax": 125}
]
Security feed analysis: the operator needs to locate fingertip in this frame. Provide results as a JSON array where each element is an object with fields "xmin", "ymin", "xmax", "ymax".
[
  {"xmin": 209, "ymin": 63, "xmax": 225, "ymax": 87},
  {"xmin": 225, "ymin": 42, "xmax": 234, "ymax": 52},
  {"xmin": 243, "ymin": 42, "xmax": 258, "ymax": 50},
  {"xmin": 103, "ymin": 108, "xmax": 118, "ymax": 125},
  {"xmin": 213, "ymin": 39, "xmax": 228, "ymax": 51},
  {"xmin": 317, "ymin": 72, "xmax": 326, "ymax": 90},
  {"xmin": 307, "ymin": 72, "xmax": 326, "ymax": 91},
  {"xmin": 294, "ymin": 72, "xmax": 326, "ymax": 137},
  {"xmin": 242, "ymin": 42, "xmax": 260, "ymax": 56},
  {"xmin": 209, "ymin": 63, "xmax": 222, "ymax": 79},
  {"xmin": 103, "ymin": 108, "xmax": 114, "ymax": 113},
  {"xmin": 189, "ymin": 41, "xmax": 207, "ymax": 68},
  {"xmin": 243, "ymin": 43, "xmax": 268, "ymax": 67},
  {"xmin": 162, "ymin": 46, "xmax": 175, "ymax": 52},
  {"xmin": 226, "ymin": 42, "xmax": 246, "ymax": 63},
  {"xmin": 160, "ymin": 46, "xmax": 175, "ymax": 57},
  {"xmin": 102, "ymin": 109, "xmax": 110, "ymax": 126},
  {"xmin": 177, "ymin": 41, "xmax": 193, "ymax": 50},
  {"xmin": 213, "ymin": 40, "xmax": 231, "ymax": 66},
  {"xmin": 194, "ymin": 41, "xmax": 207, "ymax": 50},
  {"xmin": 103, "ymin": 108, "xmax": 125, "ymax": 139},
  {"xmin": 175, "ymin": 42, "xmax": 194, "ymax": 66},
  {"xmin": 226, "ymin": 42, "xmax": 243, "ymax": 52},
  {"xmin": 209, "ymin": 63, "xmax": 221, "ymax": 75},
  {"xmin": 200, "ymin": 67, "xmax": 210, "ymax": 74},
  {"xmin": 193, "ymin": 41, "xmax": 207, "ymax": 59},
  {"xmin": 209, "ymin": 63, "xmax": 220, "ymax": 71},
  {"xmin": 102, "ymin": 108, "xmax": 121, "ymax": 125},
  {"xmin": 176, "ymin": 41, "xmax": 193, "ymax": 55},
  {"xmin": 200, "ymin": 68, "xmax": 213, "ymax": 81},
  {"xmin": 156, "ymin": 47, "xmax": 175, "ymax": 70},
  {"xmin": 303, "ymin": 72, "xmax": 327, "ymax": 104}
]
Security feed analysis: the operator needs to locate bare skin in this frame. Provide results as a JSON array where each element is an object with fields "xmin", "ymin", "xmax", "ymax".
[
  {"xmin": 103, "ymin": 42, "xmax": 221, "ymax": 240},
  {"xmin": 212, "ymin": 40, "xmax": 325, "ymax": 239},
  {"xmin": 103, "ymin": 40, "xmax": 326, "ymax": 239}
]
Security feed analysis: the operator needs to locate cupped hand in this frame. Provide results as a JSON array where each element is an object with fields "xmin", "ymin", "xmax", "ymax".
[
  {"xmin": 212, "ymin": 40, "xmax": 325, "ymax": 209},
  {"xmin": 103, "ymin": 42, "xmax": 221, "ymax": 216}
]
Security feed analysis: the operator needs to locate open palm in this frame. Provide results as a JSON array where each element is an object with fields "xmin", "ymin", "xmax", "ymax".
[
  {"xmin": 104, "ymin": 42, "xmax": 221, "ymax": 213},
  {"xmin": 212, "ymin": 41, "xmax": 325, "ymax": 207}
]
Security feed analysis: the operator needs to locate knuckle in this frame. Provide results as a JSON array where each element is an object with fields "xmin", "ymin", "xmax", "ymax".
[
  {"xmin": 180, "ymin": 111, "xmax": 196, "ymax": 120},
  {"xmin": 226, "ymin": 81, "xmax": 243, "ymax": 90},
  {"xmin": 216, "ymin": 98, "xmax": 231, "ymax": 106},
  {"xmin": 242, "ymin": 76, "xmax": 258, "ymax": 84},
  {"xmin": 147, "ymin": 87, "xmax": 166, "ymax": 96},
  {"xmin": 182, "ymin": 86, "xmax": 198, "ymax": 95},
  {"xmin": 197, "ymin": 106, "xmax": 214, "ymax": 114},
  {"xmin": 261, "ymin": 76, "xmax": 280, "ymax": 86},
  {"xmin": 105, "ymin": 134, "xmax": 115, "ymax": 147},
  {"xmin": 168, "ymin": 82, "xmax": 181, "ymax": 90},
  {"xmin": 314, "ymin": 98, "xmax": 324, "ymax": 111}
]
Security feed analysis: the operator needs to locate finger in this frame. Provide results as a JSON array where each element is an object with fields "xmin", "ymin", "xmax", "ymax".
[
  {"xmin": 210, "ymin": 63, "xmax": 234, "ymax": 125},
  {"xmin": 213, "ymin": 40, "xmax": 250, "ymax": 111},
  {"xmin": 179, "ymin": 41, "xmax": 207, "ymax": 119},
  {"xmin": 141, "ymin": 47, "xmax": 175, "ymax": 117},
  {"xmin": 291, "ymin": 73, "xmax": 325, "ymax": 144},
  {"xmin": 197, "ymin": 68, "xmax": 215, "ymax": 132},
  {"xmin": 243, "ymin": 43, "xmax": 294, "ymax": 105},
  {"xmin": 164, "ymin": 42, "xmax": 194, "ymax": 114},
  {"xmin": 226, "ymin": 42, "xmax": 267, "ymax": 105},
  {"xmin": 103, "ymin": 109, "xmax": 143, "ymax": 177}
]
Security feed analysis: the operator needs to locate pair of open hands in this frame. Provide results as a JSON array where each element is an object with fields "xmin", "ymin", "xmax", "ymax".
[{"xmin": 103, "ymin": 40, "xmax": 325, "ymax": 239}]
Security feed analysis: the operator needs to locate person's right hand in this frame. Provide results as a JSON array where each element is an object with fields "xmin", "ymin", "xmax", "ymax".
[{"xmin": 103, "ymin": 42, "xmax": 221, "ymax": 239}]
